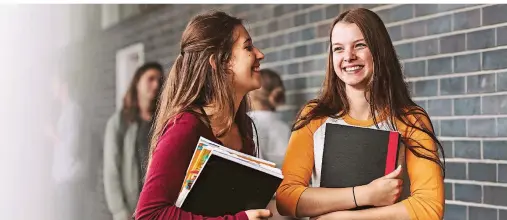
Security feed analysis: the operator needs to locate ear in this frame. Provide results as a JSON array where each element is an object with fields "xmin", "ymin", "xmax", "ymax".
[{"xmin": 208, "ymin": 54, "xmax": 216, "ymax": 71}]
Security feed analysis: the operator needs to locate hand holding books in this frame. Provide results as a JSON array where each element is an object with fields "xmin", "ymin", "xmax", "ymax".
[
  {"xmin": 245, "ymin": 209, "xmax": 273, "ymax": 220},
  {"xmin": 361, "ymin": 165, "xmax": 403, "ymax": 207}
]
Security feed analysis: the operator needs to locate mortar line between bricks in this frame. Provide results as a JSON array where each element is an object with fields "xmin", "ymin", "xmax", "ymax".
[
  {"xmin": 399, "ymin": 43, "xmax": 507, "ymax": 63},
  {"xmin": 260, "ymin": 37, "xmax": 328, "ymax": 54},
  {"xmin": 385, "ymin": 4, "xmax": 487, "ymax": 28},
  {"xmin": 393, "ymin": 21, "xmax": 507, "ymax": 47},
  {"xmin": 248, "ymin": 4, "xmax": 395, "ymax": 31},
  {"xmin": 281, "ymin": 71, "xmax": 326, "ymax": 80},
  {"xmin": 438, "ymin": 136, "xmax": 507, "ymax": 141},
  {"xmin": 262, "ymin": 54, "xmax": 327, "ymax": 68},
  {"xmin": 444, "ymin": 179, "xmax": 507, "ymax": 187},
  {"xmin": 412, "ymin": 91, "xmax": 507, "ymax": 100},
  {"xmin": 429, "ymin": 114, "xmax": 507, "ymax": 120},
  {"xmin": 285, "ymin": 87, "xmax": 321, "ymax": 95}
]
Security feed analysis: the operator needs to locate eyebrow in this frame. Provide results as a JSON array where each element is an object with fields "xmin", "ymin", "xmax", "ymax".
[
  {"xmin": 244, "ymin": 38, "xmax": 252, "ymax": 44},
  {"xmin": 332, "ymin": 38, "xmax": 365, "ymax": 46}
]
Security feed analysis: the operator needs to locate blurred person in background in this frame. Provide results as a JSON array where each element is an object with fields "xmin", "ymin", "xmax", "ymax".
[
  {"xmin": 103, "ymin": 62, "xmax": 164, "ymax": 220},
  {"xmin": 248, "ymin": 68, "xmax": 292, "ymax": 220},
  {"xmin": 47, "ymin": 71, "xmax": 90, "ymax": 220}
]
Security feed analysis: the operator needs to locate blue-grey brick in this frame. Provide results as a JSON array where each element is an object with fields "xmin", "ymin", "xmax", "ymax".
[
  {"xmin": 501, "ymin": 210, "xmax": 507, "ymax": 220},
  {"xmin": 376, "ymin": 9, "xmax": 390, "ymax": 24},
  {"xmin": 453, "ymin": 9, "xmax": 481, "ymax": 31},
  {"xmin": 467, "ymin": 29, "xmax": 496, "ymax": 50},
  {"xmin": 308, "ymin": 42, "xmax": 324, "ymax": 55},
  {"xmin": 389, "ymin": 4, "xmax": 413, "ymax": 23},
  {"xmin": 440, "ymin": 34, "xmax": 466, "ymax": 54},
  {"xmin": 309, "ymin": 9, "xmax": 323, "ymax": 23},
  {"xmin": 388, "ymin": 25, "xmax": 402, "ymax": 42},
  {"xmin": 302, "ymin": 59, "xmax": 324, "ymax": 73},
  {"xmin": 498, "ymin": 72, "xmax": 507, "ymax": 92},
  {"xmin": 441, "ymin": 119, "xmax": 466, "ymax": 137},
  {"xmin": 497, "ymin": 26, "xmax": 507, "ymax": 46},
  {"xmin": 253, "ymin": 25, "xmax": 266, "ymax": 37},
  {"xmin": 294, "ymin": 13, "xmax": 307, "ymax": 27},
  {"xmin": 444, "ymin": 204, "xmax": 467, "ymax": 220},
  {"xmin": 295, "ymin": 45, "xmax": 307, "ymax": 58},
  {"xmin": 403, "ymin": 60, "xmax": 426, "ymax": 77},
  {"xmin": 483, "ymin": 95, "xmax": 507, "ymax": 115},
  {"xmin": 403, "ymin": 20, "xmax": 426, "ymax": 39},
  {"xmin": 325, "ymin": 4, "xmax": 341, "ymax": 19},
  {"xmin": 288, "ymin": 31, "xmax": 301, "ymax": 44},
  {"xmin": 278, "ymin": 17, "xmax": 293, "ymax": 30},
  {"xmin": 268, "ymin": 20, "xmax": 278, "ymax": 33},
  {"xmin": 441, "ymin": 140, "xmax": 453, "ymax": 158},
  {"xmin": 273, "ymin": 4, "xmax": 298, "ymax": 17},
  {"xmin": 414, "ymin": 79, "xmax": 438, "ymax": 97},
  {"xmin": 484, "ymin": 185, "xmax": 507, "ymax": 206},
  {"xmin": 414, "ymin": 100, "xmax": 426, "ymax": 109},
  {"xmin": 287, "ymin": 63, "xmax": 301, "ymax": 75},
  {"xmin": 454, "ymin": 53, "xmax": 480, "ymax": 73},
  {"xmin": 427, "ymin": 15, "xmax": 452, "ymax": 35},
  {"xmin": 414, "ymin": 39, "xmax": 438, "ymax": 57},
  {"xmin": 469, "ymin": 207, "xmax": 498, "ymax": 220},
  {"xmin": 317, "ymin": 23, "xmax": 330, "ymax": 38},
  {"xmin": 499, "ymin": 164, "xmax": 507, "ymax": 183},
  {"xmin": 299, "ymin": 4, "xmax": 314, "ymax": 9},
  {"xmin": 483, "ymin": 4, "xmax": 507, "ymax": 25},
  {"xmin": 315, "ymin": 58, "xmax": 327, "ymax": 71},
  {"xmin": 468, "ymin": 73, "xmax": 496, "ymax": 94},
  {"xmin": 284, "ymin": 79, "xmax": 296, "ymax": 91},
  {"xmin": 455, "ymin": 183, "xmax": 482, "ymax": 203},
  {"xmin": 445, "ymin": 183, "xmax": 453, "ymax": 200},
  {"xmin": 395, "ymin": 43, "xmax": 413, "ymax": 59},
  {"xmin": 414, "ymin": 4, "xmax": 439, "ymax": 17},
  {"xmin": 483, "ymin": 49, "xmax": 507, "ymax": 70},
  {"xmin": 447, "ymin": 163, "xmax": 467, "ymax": 180},
  {"xmin": 454, "ymin": 140, "xmax": 481, "ymax": 159},
  {"xmin": 309, "ymin": 75, "xmax": 325, "ymax": 88},
  {"xmin": 279, "ymin": 109, "xmax": 298, "ymax": 124},
  {"xmin": 440, "ymin": 77, "xmax": 465, "ymax": 95},
  {"xmin": 428, "ymin": 99, "xmax": 452, "ymax": 116},
  {"xmin": 468, "ymin": 118, "xmax": 496, "ymax": 137},
  {"xmin": 278, "ymin": 48, "xmax": 292, "ymax": 61},
  {"xmin": 499, "ymin": 117, "xmax": 507, "ymax": 136},
  {"xmin": 272, "ymin": 65, "xmax": 286, "ymax": 75},
  {"xmin": 265, "ymin": 51, "xmax": 278, "ymax": 63},
  {"xmin": 428, "ymin": 57, "xmax": 452, "ymax": 76},
  {"xmin": 454, "ymin": 97, "xmax": 481, "ymax": 116},
  {"xmin": 433, "ymin": 120, "xmax": 440, "ymax": 136},
  {"xmin": 256, "ymin": 38, "xmax": 271, "ymax": 49},
  {"xmin": 483, "ymin": 141, "xmax": 507, "ymax": 160},
  {"xmin": 294, "ymin": 77, "xmax": 308, "ymax": 89},
  {"xmin": 272, "ymin": 34, "xmax": 286, "ymax": 47},
  {"xmin": 469, "ymin": 163, "xmax": 497, "ymax": 182},
  {"xmin": 301, "ymin": 27, "xmax": 315, "ymax": 41}
]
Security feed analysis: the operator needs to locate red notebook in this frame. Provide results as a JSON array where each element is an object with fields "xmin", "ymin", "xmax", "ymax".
[{"xmin": 320, "ymin": 123, "xmax": 406, "ymax": 208}]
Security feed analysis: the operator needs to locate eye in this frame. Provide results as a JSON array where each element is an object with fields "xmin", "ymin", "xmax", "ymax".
[
  {"xmin": 333, "ymin": 46, "xmax": 343, "ymax": 53},
  {"xmin": 245, "ymin": 45, "xmax": 254, "ymax": 51},
  {"xmin": 356, "ymin": 43, "xmax": 367, "ymax": 49}
]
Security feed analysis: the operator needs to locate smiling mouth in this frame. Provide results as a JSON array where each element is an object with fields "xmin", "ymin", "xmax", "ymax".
[
  {"xmin": 252, "ymin": 66, "xmax": 260, "ymax": 72},
  {"xmin": 342, "ymin": 65, "xmax": 364, "ymax": 73}
]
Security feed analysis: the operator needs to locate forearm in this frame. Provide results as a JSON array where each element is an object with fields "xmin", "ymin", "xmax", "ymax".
[
  {"xmin": 315, "ymin": 202, "xmax": 410, "ymax": 220},
  {"xmin": 296, "ymin": 185, "xmax": 370, "ymax": 217}
]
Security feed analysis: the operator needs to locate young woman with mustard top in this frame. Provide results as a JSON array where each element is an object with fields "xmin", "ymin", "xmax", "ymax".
[{"xmin": 276, "ymin": 8, "xmax": 445, "ymax": 220}]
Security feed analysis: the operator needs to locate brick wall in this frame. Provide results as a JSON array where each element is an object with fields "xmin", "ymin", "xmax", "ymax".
[{"xmin": 77, "ymin": 4, "xmax": 507, "ymax": 220}]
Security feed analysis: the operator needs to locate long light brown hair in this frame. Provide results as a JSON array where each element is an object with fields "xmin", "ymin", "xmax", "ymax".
[
  {"xmin": 293, "ymin": 8, "xmax": 445, "ymax": 174},
  {"xmin": 149, "ymin": 10, "xmax": 258, "ymax": 164}
]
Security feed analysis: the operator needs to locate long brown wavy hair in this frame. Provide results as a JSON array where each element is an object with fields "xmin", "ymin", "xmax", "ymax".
[
  {"xmin": 148, "ymin": 10, "xmax": 258, "ymax": 164},
  {"xmin": 293, "ymin": 8, "xmax": 445, "ymax": 174},
  {"xmin": 121, "ymin": 62, "xmax": 164, "ymax": 123}
]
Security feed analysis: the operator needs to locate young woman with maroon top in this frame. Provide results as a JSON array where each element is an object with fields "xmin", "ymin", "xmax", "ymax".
[{"xmin": 134, "ymin": 10, "xmax": 272, "ymax": 220}]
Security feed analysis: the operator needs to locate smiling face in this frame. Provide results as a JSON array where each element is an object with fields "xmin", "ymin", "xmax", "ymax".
[
  {"xmin": 331, "ymin": 22, "xmax": 374, "ymax": 90},
  {"xmin": 228, "ymin": 24, "xmax": 265, "ymax": 94}
]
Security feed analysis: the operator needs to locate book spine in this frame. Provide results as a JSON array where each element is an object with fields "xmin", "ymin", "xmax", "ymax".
[{"xmin": 385, "ymin": 132, "xmax": 400, "ymax": 175}]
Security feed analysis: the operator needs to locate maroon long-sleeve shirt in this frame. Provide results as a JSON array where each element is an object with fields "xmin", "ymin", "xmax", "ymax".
[{"xmin": 135, "ymin": 112, "xmax": 252, "ymax": 220}]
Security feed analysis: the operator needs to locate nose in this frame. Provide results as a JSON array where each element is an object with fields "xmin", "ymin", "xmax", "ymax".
[
  {"xmin": 343, "ymin": 49, "xmax": 356, "ymax": 62},
  {"xmin": 255, "ymin": 47, "xmax": 265, "ymax": 60}
]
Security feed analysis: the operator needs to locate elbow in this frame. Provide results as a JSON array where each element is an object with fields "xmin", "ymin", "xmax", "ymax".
[
  {"xmin": 403, "ymin": 194, "xmax": 444, "ymax": 220},
  {"xmin": 275, "ymin": 184, "xmax": 303, "ymax": 218}
]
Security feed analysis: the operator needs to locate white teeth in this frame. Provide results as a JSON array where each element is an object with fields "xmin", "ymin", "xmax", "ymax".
[
  {"xmin": 344, "ymin": 66, "xmax": 363, "ymax": 72},
  {"xmin": 253, "ymin": 66, "xmax": 260, "ymax": 72}
]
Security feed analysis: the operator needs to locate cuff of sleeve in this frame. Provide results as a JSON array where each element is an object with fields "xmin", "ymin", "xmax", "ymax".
[{"xmin": 401, "ymin": 199, "xmax": 417, "ymax": 220}]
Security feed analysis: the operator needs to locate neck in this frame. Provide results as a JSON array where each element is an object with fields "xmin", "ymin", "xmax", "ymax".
[
  {"xmin": 203, "ymin": 91, "xmax": 246, "ymax": 129},
  {"xmin": 138, "ymin": 96, "xmax": 152, "ymax": 121},
  {"xmin": 345, "ymin": 85, "xmax": 371, "ymax": 120}
]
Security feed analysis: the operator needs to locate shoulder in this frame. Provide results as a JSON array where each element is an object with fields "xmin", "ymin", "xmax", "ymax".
[
  {"xmin": 160, "ymin": 111, "xmax": 206, "ymax": 139},
  {"xmin": 399, "ymin": 106, "xmax": 433, "ymax": 128},
  {"xmin": 295, "ymin": 103, "xmax": 327, "ymax": 132}
]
